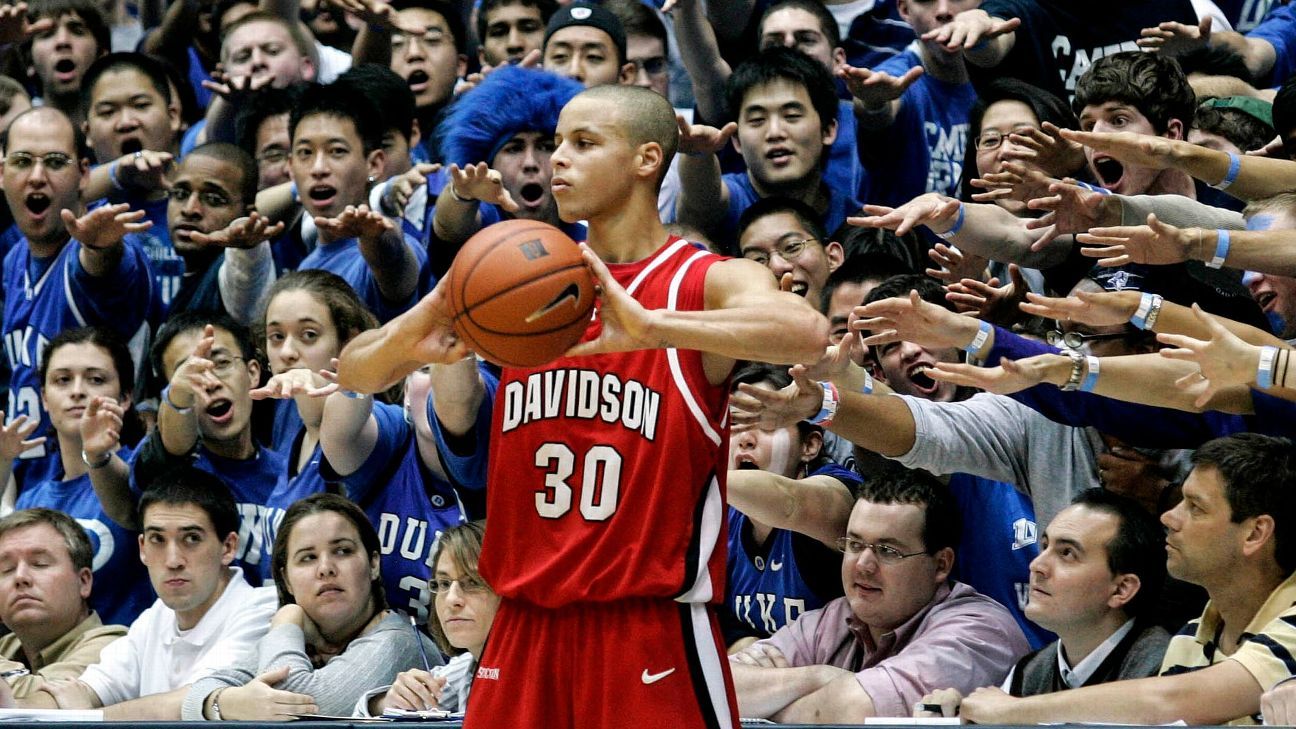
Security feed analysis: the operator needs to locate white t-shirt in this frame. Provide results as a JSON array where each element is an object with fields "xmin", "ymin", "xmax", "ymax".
[{"xmin": 79, "ymin": 568, "xmax": 278, "ymax": 706}]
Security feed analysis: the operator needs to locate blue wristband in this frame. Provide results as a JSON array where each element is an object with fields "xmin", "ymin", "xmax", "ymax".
[
  {"xmin": 964, "ymin": 319, "xmax": 992, "ymax": 354},
  {"xmin": 1213, "ymin": 152, "xmax": 1242, "ymax": 191},
  {"xmin": 861, "ymin": 371, "xmax": 874, "ymax": 395},
  {"xmin": 1079, "ymin": 356, "xmax": 1100, "ymax": 392},
  {"xmin": 936, "ymin": 202, "xmax": 965, "ymax": 240},
  {"xmin": 289, "ymin": 181, "xmax": 299, "ymax": 203},
  {"xmin": 108, "ymin": 160, "xmax": 124, "ymax": 191},
  {"xmin": 1208, "ymin": 229, "xmax": 1230, "ymax": 269},
  {"xmin": 1074, "ymin": 180, "xmax": 1113, "ymax": 196},
  {"xmin": 1258, "ymin": 346, "xmax": 1279, "ymax": 389}
]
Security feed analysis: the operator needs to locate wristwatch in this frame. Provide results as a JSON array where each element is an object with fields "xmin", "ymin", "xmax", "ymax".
[{"xmin": 1059, "ymin": 350, "xmax": 1086, "ymax": 392}]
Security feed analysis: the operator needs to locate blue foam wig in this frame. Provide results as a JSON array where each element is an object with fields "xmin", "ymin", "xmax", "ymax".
[{"xmin": 437, "ymin": 65, "xmax": 585, "ymax": 167}]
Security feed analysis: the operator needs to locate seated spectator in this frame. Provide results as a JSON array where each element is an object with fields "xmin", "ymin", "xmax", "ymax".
[
  {"xmin": 0, "ymin": 509, "xmax": 126, "ymax": 699},
  {"xmin": 9, "ymin": 469, "xmax": 280, "ymax": 718},
  {"xmin": 356, "ymin": 520, "xmax": 496, "ymax": 716},
  {"xmin": 9, "ymin": 327, "xmax": 152, "ymax": 626},
  {"xmin": 181, "ymin": 493, "xmax": 441, "ymax": 719},
  {"xmin": 918, "ymin": 489, "xmax": 1170, "ymax": 715},
  {"xmin": 729, "ymin": 465, "xmax": 1029, "ymax": 722},
  {"xmin": 957, "ymin": 434, "xmax": 1296, "ymax": 725},
  {"xmin": 723, "ymin": 362, "xmax": 858, "ymax": 648},
  {"xmin": 736, "ymin": 196, "xmax": 845, "ymax": 305}
]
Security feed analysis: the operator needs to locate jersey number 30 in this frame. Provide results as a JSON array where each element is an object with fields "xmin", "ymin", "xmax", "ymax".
[{"xmin": 534, "ymin": 443, "xmax": 623, "ymax": 521}]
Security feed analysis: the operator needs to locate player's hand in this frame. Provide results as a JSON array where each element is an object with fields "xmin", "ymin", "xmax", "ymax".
[
  {"xmin": 403, "ymin": 282, "xmax": 473, "ymax": 366},
  {"xmin": 565, "ymin": 243, "xmax": 660, "ymax": 357},
  {"xmin": 188, "ymin": 212, "xmax": 285, "ymax": 250},
  {"xmin": 1137, "ymin": 16, "xmax": 1211, "ymax": 56},
  {"xmin": 0, "ymin": 413, "xmax": 45, "ymax": 460},
  {"xmin": 1018, "ymin": 289, "xmax": 1140, "ymax": 329},
  {"xmin": 1024, "ymin": 178, "xmax": 1115, "ymax": 251},
  {"xmin": 838, "ymin": 64, "xmax": 923, "ymax": 109},
  {"xmin": 854, "ymin": 289, "xmax": 981, "ymax": 352},
  {"xmin": 914, "ymin": 687, "xmax": 965, "ymax": 718},
  {"xmin": 676, "ymin": 115, "xmax": 737, "ymax": 157},
  {"xmin": 926, "ymin": 355, "xmax": 1064, "ymax": 395},
  {"xmin": 79, "ymin": 396, "xmax": 124, "ymax": 463},
  {"xmin": 214, "ymin": 666, "xmax": 319, "ymax": 720},
  {"xmin": 729, "ymin": 369, "xmax": 822, "ymax": 432},
  {"xmin": 315, "ymin": 204, "xmax": 394, "ymax": 246},
  {"xmin": 382, "ymin": 669, "xmax": 446, "ymax": 712},
  {"xmin": 921, "ymin": 9, "xmax": 1020, "ymax": 52},
  {"xmin": 167, "ymin": 324, "xmax": 222, "ymax": 408},
  {"xmin": 1057, "ymin": 128, "xmax": 1177, "ymax": 171},
  {"xmin": 383, "ymin": 162, "xmax": 441, "ymax": 216},
  {"xmin": 114, "ymin": 150, "xmax": 173, "ymax": 192},
  {"xmin": 1158, "ymin": 303, "xmax": 1269, "ymax": 408},
  {"xmin": 447, "ymin": 163, "xmax": 518, "ymax": 212},
  {"xmin": 1002, "ymin": 122, "xmax": 1086, "ymax": 178},
  {"xmin": 1076, "ymin": 214, "xmax": 1196, "ymax": 267},
  {"xmin": 64, "ymin": 204, "xmax": 151, "ymax": 250},
  {"xmin": 250, "ymin": 368, "xmax": 335, "ymax": 400},
  {"xmin": 848, "ymin": 193, "xmax": 961, "ymax": 237},
  {"xmin": 0, "ymin": 3, "xmax": 52, "ymax": 45},
  {"xmin": 729, "ymin": 642, "xmax": 789, "ymax": 669}
]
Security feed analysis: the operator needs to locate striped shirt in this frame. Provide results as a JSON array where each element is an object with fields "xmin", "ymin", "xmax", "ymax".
[{"xmin": 1159, "ymin": 571, "xmax": 1296, "ymax": 725}]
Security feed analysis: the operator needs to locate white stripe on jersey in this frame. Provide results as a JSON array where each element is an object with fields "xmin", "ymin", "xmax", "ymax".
[
  {"xmin": 626, "ymin": 239, "xmax": 688, "ymax": 297},
  {"xmin": 677, "ymin": 473, "xmax": 723, "ymax": 603},
  {"xmin": 665, "ymin": 249, "xmax": 722, "ymax": 446},
  {"xmin": 688, "ymin": 601, "xmax": 735, "ymax": 729}
]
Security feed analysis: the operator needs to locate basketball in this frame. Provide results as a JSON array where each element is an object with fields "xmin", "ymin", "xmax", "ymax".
[{"xmin": 446, "ymin": 219, "xmax": 595, "ymax": 368}]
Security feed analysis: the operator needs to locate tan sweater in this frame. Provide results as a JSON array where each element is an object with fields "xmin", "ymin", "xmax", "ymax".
[{"xmin": 0, "ymin": 611, "xmax": 126, "ymax": 698}]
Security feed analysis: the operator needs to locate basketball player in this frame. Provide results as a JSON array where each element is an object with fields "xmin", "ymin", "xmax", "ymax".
[{"xmin": 336, "ymin": 84, "xmax": 829, "ymax": 728}]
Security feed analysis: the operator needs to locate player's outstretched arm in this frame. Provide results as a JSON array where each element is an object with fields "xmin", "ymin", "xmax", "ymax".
[{"xmin": 336, "ymin": 282, "xmax": 471, "ymax": 394}]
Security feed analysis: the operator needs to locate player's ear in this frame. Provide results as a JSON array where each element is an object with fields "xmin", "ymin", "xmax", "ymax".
[{"xmin": 636, "ymin": 141, "xmax": 663, "ymax": 181}]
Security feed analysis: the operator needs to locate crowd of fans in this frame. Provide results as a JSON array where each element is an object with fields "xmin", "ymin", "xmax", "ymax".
[{"xmin": 0, "ymin": 0, "xmax": 1292, "ymax": 722}]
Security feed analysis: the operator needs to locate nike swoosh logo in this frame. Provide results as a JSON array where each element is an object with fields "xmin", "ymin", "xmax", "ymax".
[
  {"xmin": 525, "ymin": 283, "xmax": 581, "ymax": 323},
  {"xmin": 769, "ymin": 561, "xmax": 783, "ymax": 572},
  {"xmin": 641, "ymin": 668, "xmax": 675, "ymax": 685}
]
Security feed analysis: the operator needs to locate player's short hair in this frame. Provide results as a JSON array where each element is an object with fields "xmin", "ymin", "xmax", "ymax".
[
  {"xmin": 257, "ymin": 270, "xmax": 378, "ymax": 352},
  {"xmin": 80, "ymin": 52, "xmax": 173, "ymax": 117},
  {"xmin": 0, "ymin": 508, "xmax": 94, "ymax": 573},
  {"xmin": 390, "ymin": 0, "xmax": 467, "ymax": 54},
  {"xmin": 736, "ymin": 196, "xmax": 826, "ymax": 248},
  {"xmin": 271, "ymin": 493, "xmax": 387, "ymax": 611},
  {"xmin": 26, "ymin": 0, "xmax": 110, "ymax": 57},
  {"xmin": 38, "ymin": 326, "xmax": 135, "ymax": 401},
  {"xmin": 138, "ymin": 467, "xmax": 241, "ymax": 544},
  {"xmin": 291, "ymin": 82, "xmax": 385, "ymax": 155},
  {"xmin": 220, "ymin": 10, "xmax": 319, "ymax": 68},
  {"xmin": 727, "ymin": 46, "xmax": 838, "ymax": 136},
  {"xmin": 476, "ymin": 0, "xmax": 557, "ymax": 48},
  {"xmin": 856, "ymin": 463, "xmax": 961, "ymax": 554},
  {"xmin": 426, "ymin": 520, "xmax": 489, "ymax": 654},
  {"xmin": 1074, "ymin": 51, "xmax": 1196, "ymax": 135},
  {"xmin": 1067, "ymin": 489, "xmax": 1167, "ymax": 620},
  {"xmin": 187, "ymin": 141, "xmax": 258, "ymax": 206},
  {"xmin": 572, "ymin": 84, "xmax": 678, "ymax": 189},
  {"xmin": 151, "ymin": 310, "xmax": 258, "ymax": 381},
  {"xmin": 1191, "ymin": 433, "xmax": 1296, "ymax": 573},
  {"xmin": 757, "ymin": 0, "xmax": 841, "ymax": 49},
  {"xmin": 336, "ymin": 64, "xmax": 417, "ymax": 143}
]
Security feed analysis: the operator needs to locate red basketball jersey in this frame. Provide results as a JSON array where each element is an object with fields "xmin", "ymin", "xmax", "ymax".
[{"xmin": 478, "ymin": 237, "xmax": 732, "ymax": 607}]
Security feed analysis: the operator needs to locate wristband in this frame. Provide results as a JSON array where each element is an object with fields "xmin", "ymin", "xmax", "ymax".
[
  {"xmin": 289, "ymin": 180, "xmax": 299, "ymax": 203},
  {"xmin": 936, "ymin": 201, "xmax": 965, "ymax": 240},
  {"xmin": 809, "ymin": 381, "xmax": 839, "ymax": 427},
  {"xmin": 1258, "ymin": 345, "xmax": 1279, "ymax": 389},
  {"xmin": 1130, "ymin": 292, "xmax": 1163, "ymax": 330},
  {"xmin": 964, "ymin": 319, "xmax": 992, "ymax": 354},
  {"xmin": 861, "ymin": 371, "xmax": 874, "ymax": 395},
  {"xmin": 81, "ymin": 449, "xmax": 112, "ymax": 469},
  {"xmin": 1207, "ymin": 229, "xmax": 1230, "ymax": 269},
  {"xmin": 108, "ymin": 160, "xmax": 124, "ymax": 192},
  {"xmin": 339, "ymin": 389, "xmax": 368, "ymax": 399},
  {"xmin": 161, "ymin": 384, "xmax": 193, "ymax": 415},
  {"xmin": 1060, "ymin": 350, "xmax": 1086, "ymax": 391},
  {"xmin": 1212, "ymin": 151, "xmax": 1242, "ymax": 190},
  {"xmin": 1074, "ymin": 180, "xmax": 1113, "ymax": 196},
  {"xmin": 1079, "ymin": 355, "xmax": 1101, "ymax": 392},
  {"xmin": 209, "ymin": 688, "xmax": 226, "ymax": 721}
]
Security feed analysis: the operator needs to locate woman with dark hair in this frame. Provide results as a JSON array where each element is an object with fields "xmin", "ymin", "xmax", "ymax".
[
  {"xmin": 356, "ymin": 521, "xmax": 497, "ymax": 716},
  {"xmin": 7, "ymin": 326, "xmax": 152, "ymax": 627},
  {"xmin": 181, "ymin": 493, "xmax": 441, "ymax": 720}
]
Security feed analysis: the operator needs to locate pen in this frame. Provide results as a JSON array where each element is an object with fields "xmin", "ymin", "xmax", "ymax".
[
  {"xmin": 410, "ymin": 615, "xmax": 432, "ymax": 672},
  {"xmin": 0, "ymin": 668, "xmax": 29, "ymax": 681}
]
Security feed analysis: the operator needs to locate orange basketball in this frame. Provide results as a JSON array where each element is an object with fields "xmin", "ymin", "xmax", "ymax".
[{"xmin": 446, "ymin": 219, "xmax": 595, "ymax": 368}]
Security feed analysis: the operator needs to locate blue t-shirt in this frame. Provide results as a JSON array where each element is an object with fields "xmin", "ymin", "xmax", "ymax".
[
  {"xmin": 3, "ymin": 238, "xmax": 153, "ymax": 487},
  {"xmin": 16, "ymin": 447, "xmax": 154, "ymax": 627},
  {"xmin": 722, "ymin": 463, "xmax": 861, "ymax": 643},
  {"xmin": 90, "ymin": 192, "xmax": 183, "ymax": 317},
  {"xmin": 948, "ymin": 473, "xmax": 1054, "ymax": 650},
  {"xmin": 1217, "ymin": 0, "xmax": 1274, "ymax": 31},
  {"xmin": 1249, "ymin": 2, "xmax": 1296, "ymax": 86},
  {"xmin": 186, "ymin": 46, "xmax": 214, "ymax": 110},
  {"xmin": 860, "ymin": 49, "xmax": 977, "ymax": 208},
  {"xmin": 297, "ymin": 233, "xmax": 433, "ymax": 323},
  {"xmin": 718, "ymin": 173, "xmax": 860, "ymax": 255},
  {"xmin": 255, "ymin": 423, "xmax": 329, "ymax": 583}
]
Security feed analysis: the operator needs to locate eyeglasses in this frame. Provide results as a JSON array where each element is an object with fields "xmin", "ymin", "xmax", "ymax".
[
  {"xmin": 741, "ymin": 237, "xmax": 817, "ymax": 266},
  {"xmin": 431, "ymin": 574, "xmax": 489, "ymax": 595},
  {"xmin": 1045, "ymin": 329, "xmax": 1128, "ymax": 350},
  {"xmin": 257, "ymin": 148, "xmax": 289, "ymax": 165},
  {"xmin": 834, "ymin": 537, "xmax": 929, "ymax": 564},
  {"xmin": 4, "ymin": 152, "xmax": 74, "ymax": 171},
  {"xmin": 167, "ymin": 186, "xmax": 233, "ymax": 208},
  {"xmin": 209, "ymin": 353, "xmax": 245, "ymax": 377},
  {"xmin": 629, "ymin": 56, "xmax": 668, "ymax": 76}
]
